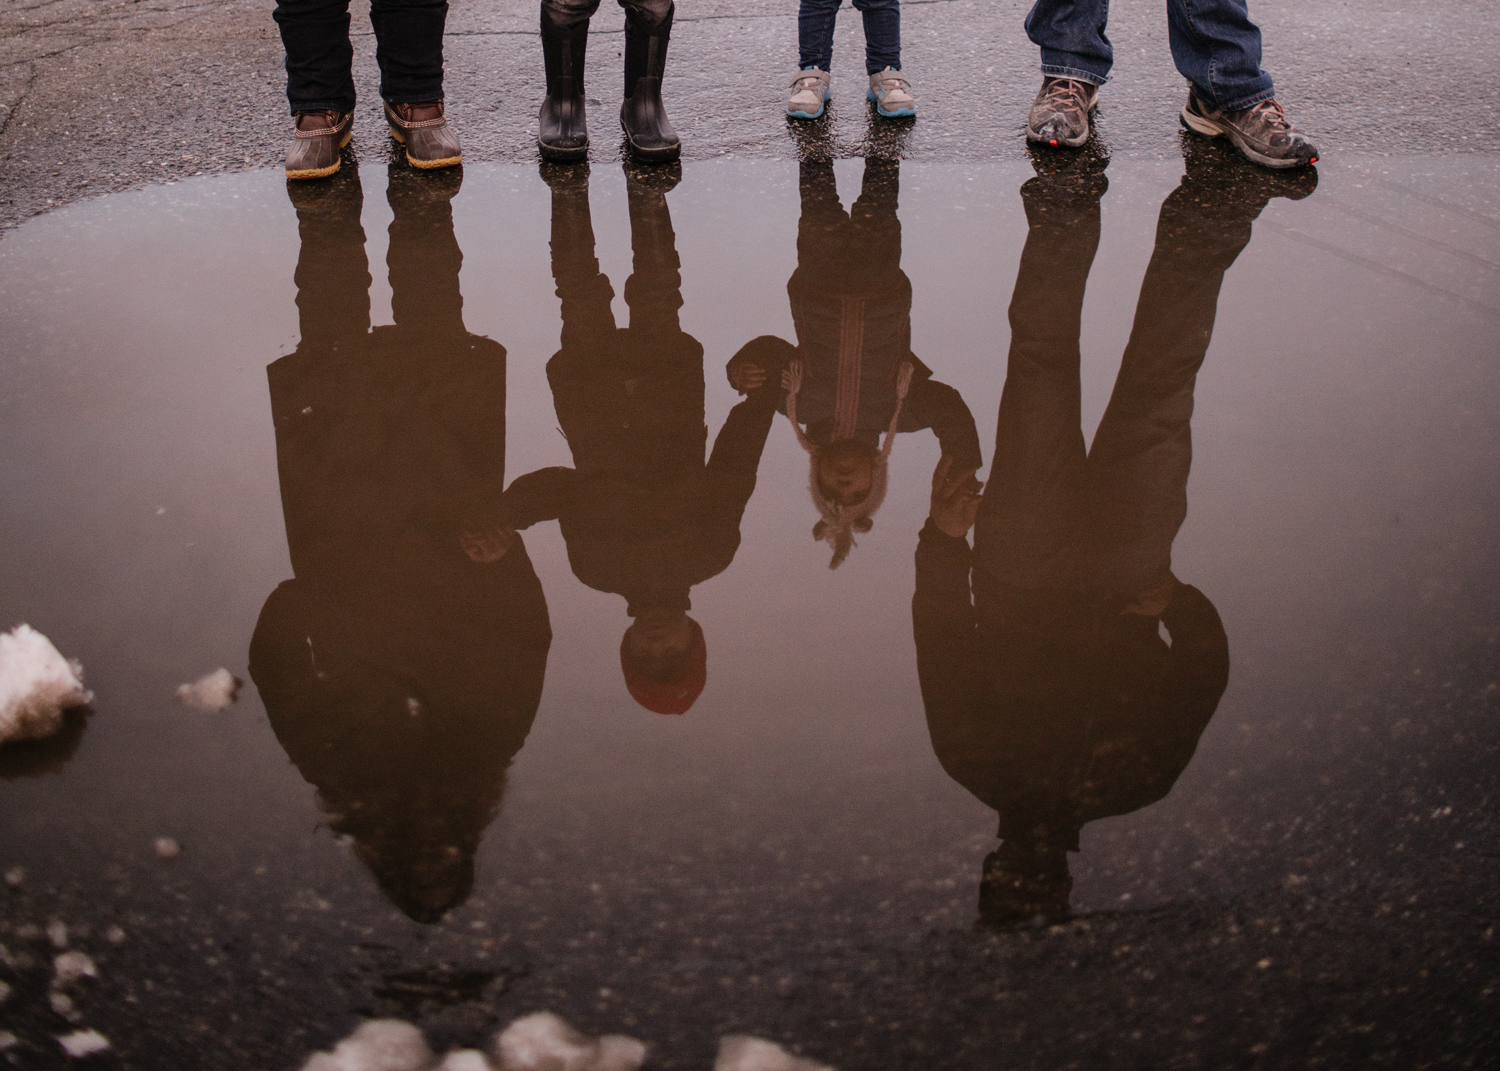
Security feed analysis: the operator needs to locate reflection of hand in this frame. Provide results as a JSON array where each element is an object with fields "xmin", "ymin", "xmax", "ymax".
[
  {"xmin": 1121, "ymin": 573, "xmax": 1179, "ymax": 617},
  {"xmin": 460, "ymin": 525, "xmax": 516, "ymax": 563},
  {"xmin": 727, "ymin": 359, "xmax": 767, "ymax": 394},
  {"xmin": 929, "ymin": 455, "xmax": 983, "ymax": 539}
]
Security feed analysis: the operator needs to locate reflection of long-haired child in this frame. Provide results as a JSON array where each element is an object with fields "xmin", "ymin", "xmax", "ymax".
[{"xmin": 728, "ymin": 157, "xmax": 981, "ymax": 568}]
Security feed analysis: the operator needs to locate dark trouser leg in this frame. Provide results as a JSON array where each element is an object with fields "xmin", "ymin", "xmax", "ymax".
[
  {"xmin": 852, "ymin": 0, "xmax": 901, "ymax": 74},
  {"xmin": 793, "ymin": 158, "xmax": 850, "ymax": 279},
  {"xmin": 974, "ymin": 165, "xmax": 1107, "ymax": 589},
  {"xmin": 623, "ymin": 175, "xmax": 683, "ymax": 339},
  {"xmin": 849, "ymin": 157, "xmax": 901, "ymax": 277},
  {"xmin": 275, "ymin": 0, "xmax": 358, "ymax": 114},
  {"xmin": 1166, "ymin": 0, "xmax": 1273, "ymax": 110},
  {"xmin": 290, "ymin": 170, "xmax": 370, "ymax": 349},
  {"xmin": 797, "ymin": 0, "xmax": 840, "ymax": 72},
  {"xmin": 1024, "ymin": 0, "xmax": 1112, "ymax": 86},
  {"xmin": 369, "ymin": 0, "xmax": 449, "ymax": 104},
  {"xmin": 386, "ymin": 165, "xmax": 465, "ymax": 337},
  {"xmin": 1081, "ymin": 170, "xmax": 1258, "ymax": 595}
]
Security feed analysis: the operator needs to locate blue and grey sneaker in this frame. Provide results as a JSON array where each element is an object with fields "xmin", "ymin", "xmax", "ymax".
[
  {"xmin": 788, "ymin": 67, "xmax": 832, "ymax": 120},
  {"xmin": 867, "ymin": 67, "xmax": 915, "ymax": 118}
]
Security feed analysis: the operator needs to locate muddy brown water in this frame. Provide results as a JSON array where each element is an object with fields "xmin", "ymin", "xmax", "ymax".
[{"xmin": 1, "ymin": 148, "xmax": 1497, "ymax": 1069}]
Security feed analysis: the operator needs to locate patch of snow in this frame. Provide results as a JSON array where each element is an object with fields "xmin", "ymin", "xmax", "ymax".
[
  {"xmin": 154, "ymin": 837, "xmax": 181, "ymax": 859},
  {"xmin": 492, "ymin": 1012, "xmax": 647, "ymax": 1071},
  {"xmin": 436, "ymin": 1051, "xmax": 494, "ymax": 1071},
  {"xmin": 0, "ymin": 625, "xmax": 91, "ymax": 744},
  {"xmin": 176, "ymin": 668, "xmax": 242, "ymax": 712},
  {"xmin": 715, "ymin": 1037, "xmax": 836, "ymax": 1071},
  {"xmin": 300, "ymin": 1019, "xmax": 437, "ymax": 1071},
  {"xmin": 54, "ymin": 950, "xmax": 98, "ymax": 986},
  {"xmin": 56, "ymin": 1030, "xmax": 111, "ymax": 1058},
  {"xmin": 3, "ymin": 866, "xmax": 23, "ymax": 887},
  {"xmin": 46, "ymin": 920, "xmax": 68, "ymax": 949}
]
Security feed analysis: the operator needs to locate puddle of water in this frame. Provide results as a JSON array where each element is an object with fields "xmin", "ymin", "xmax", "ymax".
[{"xmin": 0, "ymin": 149, "xmax": 1496, "ymax": 1065}]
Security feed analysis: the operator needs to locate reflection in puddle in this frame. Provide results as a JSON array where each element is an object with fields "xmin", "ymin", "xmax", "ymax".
[{"xmin": 0, "ymin": 149, "xmax": 1496, "ymax": 1066}]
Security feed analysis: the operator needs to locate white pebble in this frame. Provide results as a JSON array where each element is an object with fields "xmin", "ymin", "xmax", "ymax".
[
  {"xmin": 3, "ymin": 866, "xmax": 23, "ymax": 887},
  {"xmin": 105, "ymin": 924, "xmax": 127, "ymax": 945},
  {"xmin": 0, "ymin": 624, "xmax": 92, "ymax": 744},
  {"xmin": 54, "ymin": 950, "xmax": 99, "ymax": 985},
  {"xmin": 715, "ymin": 1036, "xmax": 836, "ymax": 1071},
  {"xmin": 46, "ymin": 920, "xmax": 68, "ymax": 949},
  {"xmin": 436, "ymin": 1051, "xmax": 494, "ymax": 1071},
  {"xmin": 299, "ymin": 1019, "xmax": 437, "ymax": 1071},
  {"xmin": 492, "ymin": 1012, "xmax": 646, "ymax": 1071},
  {"xmin": 154, "ymin": 837, "xmax": 181, "ymax": 859},
  {"xmin": 56, "ymin": 1030, "xmax": 112, "ymax": 1058},
  {"xmin": 175, "ymin": 668, "xmax": 242, "ymax": 712},
  {"xmin": 49, "ymin": 990, "xmax": 80, "ymax": 1020},
  {"xmin": 0, "ymin": 1030, "xmax": 17, "ymax": 1051}
]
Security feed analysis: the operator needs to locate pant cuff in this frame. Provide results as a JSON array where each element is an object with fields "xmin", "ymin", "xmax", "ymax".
[
  {"xmin": 1040, "ymin": 64, "xmax": 1108, "ymax": 87},
  {"xmin": 1215, "ymin": 85, "xmax": 1277, "ymax": 112},
  {"xmin": 287, "ymin": 100, "xmax": 355, "ymax": 116}
]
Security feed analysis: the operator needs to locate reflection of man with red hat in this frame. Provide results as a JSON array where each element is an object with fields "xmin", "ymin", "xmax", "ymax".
[{"xmin": 503, "ymin": 163, "xmax": 778, "ymax": 716}]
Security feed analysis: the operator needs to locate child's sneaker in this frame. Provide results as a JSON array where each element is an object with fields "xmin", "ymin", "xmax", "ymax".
[
  {"xmin": 867, "ymin": 67, "xmax": 915, "ymax": 118},
  {"xmin": 787, "ymin": 67, "xmax": 832, "ymax": 120}
]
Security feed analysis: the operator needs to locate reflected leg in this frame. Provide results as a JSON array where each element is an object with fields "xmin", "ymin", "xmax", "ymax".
[{"xmin": 386, "ymin": 167, "xmax": 464, "ymax": 338}]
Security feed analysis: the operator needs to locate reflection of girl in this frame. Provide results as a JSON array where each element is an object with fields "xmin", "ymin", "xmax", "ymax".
[{"xmin": 727, "ymin": 157, "xmax": 981, "ymax": 568}]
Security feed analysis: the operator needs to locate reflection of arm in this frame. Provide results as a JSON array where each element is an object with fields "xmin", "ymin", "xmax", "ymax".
[
  {"xmin": 913, "ymin": 519, "xmax": 984, "ymax": 729},
  {"xmin": 904, "ymin": 377, "xmax": 983, "ymax": 472},
  {"xmin": 500, "ymin": 467, "xmax": 579, "ymax": 530},
  {"xmin": 1155, "ymin": 583, "xmax": 1230, "ymax": 755},
  {"xmin": 693, "ymin": 390, "xmax": 779, "ymax": 569}
]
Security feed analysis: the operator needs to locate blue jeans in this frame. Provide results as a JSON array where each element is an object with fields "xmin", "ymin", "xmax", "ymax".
[
  {"xmin": 798, "ymin": 0, "xmax": 901, "ymax": 75},
  {"xmin": 1024, "ymin": 0, "xmax": 1274, "ymax": 111}
]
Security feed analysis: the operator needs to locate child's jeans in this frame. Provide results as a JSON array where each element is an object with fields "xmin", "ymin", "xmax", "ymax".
[{"xmin": 798, "ymin": 0, "xmax": 901, "ymax": 75}]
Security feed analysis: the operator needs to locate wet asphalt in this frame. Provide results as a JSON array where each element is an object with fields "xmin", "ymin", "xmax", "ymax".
[{"xmin": 2, "ymin": 0, "xmax": 1500, "ymax": 230}]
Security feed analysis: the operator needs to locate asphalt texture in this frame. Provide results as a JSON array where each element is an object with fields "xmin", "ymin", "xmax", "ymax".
[{"xmin": 3, "ymin": 0, "xmax": 1500, "ymax": 230}]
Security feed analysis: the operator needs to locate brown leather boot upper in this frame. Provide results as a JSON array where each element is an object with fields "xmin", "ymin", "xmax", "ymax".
[
  {"xmin": 384, "ymin": 101, "xmax": 463, "ymax": 170},
  {"xmin": 285, "ymin": 110, "xmax": 354, "ymax": 180}
]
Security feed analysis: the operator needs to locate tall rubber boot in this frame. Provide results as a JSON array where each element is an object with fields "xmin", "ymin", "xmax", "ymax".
[
  {"xmin": 620, "ymin": 4, "xmax": 680, "ymax": 163},
  {"xmin": 539, "ymin": 17, "xmax": 589, "ymax": 162}
]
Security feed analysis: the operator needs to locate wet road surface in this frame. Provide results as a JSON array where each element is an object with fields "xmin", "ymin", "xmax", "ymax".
[{"xmin": 1, "ymin": 142, "xmax": 1497, "ymax": 1068}]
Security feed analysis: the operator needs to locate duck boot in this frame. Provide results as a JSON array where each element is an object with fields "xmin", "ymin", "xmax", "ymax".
[
  {"xmin": 619, "ymin": 6, "xmax": 680, "ymax": 163},
  {"xmin": 539, "ymin": 18, "xmax": 589, "ymax": 162}
]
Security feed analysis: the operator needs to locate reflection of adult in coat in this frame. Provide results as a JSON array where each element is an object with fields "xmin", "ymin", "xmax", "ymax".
[
  {"xmin": 250, "ymin": 165, "xmax": 550, "ymax": 924},
  {"xmin": 914, "ymin": 145, "xmax": 1308, "ymax": 924},
  {"xmin": 727, "ymin": 157, "xmax": 982, "ymax": 568},
  {"xmin": 503, "ymin": 165, "xmax": 778, "ymax": 715}
]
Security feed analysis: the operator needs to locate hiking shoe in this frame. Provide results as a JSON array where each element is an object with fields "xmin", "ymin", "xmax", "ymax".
[
  {"xmin": 1026, "ymin": 77, "xmax": 1098, "ymax": 148},
  {"xmin": 385, "ymin": 101, "xmax": 463, "ymax": 170},
  {"xmin": 285, "ymin": 110, "xmax": 353, "ymax": 180},
  {"xmin": 787, "ymin": 67, "xmax": 832, "ymax": 120},
  {"xmin": 867, "ymin": 67, "xmax": 915, "ymax": 118},
  {"xmin": 1180, "ymin": 94, "xmax": 1318, "ymax": 169}
]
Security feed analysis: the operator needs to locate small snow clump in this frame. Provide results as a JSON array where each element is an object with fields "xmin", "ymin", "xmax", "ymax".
[
  {"xmin": 56, "ymin": 1030, "xmax": 112, "ymax": 1058},
  {"xmin": 54, "ymin": 950, "xmax": 98, "ymax": 986},
  {"xmin": 0, "ymin": 625, "xmax": 92, "ymax": 744},
  {"xmin": 715, "ymin": 1036, "xmax": 836, "ymax": 1071},
  {"xmin": 176, "ymin": 668, "xmax": 242, "ymax": 712},
  {"xmin": 492, "ymin": 1012, "xmax": 647, "ymax": 1071},
  {"xmin": 300, "ymin": 1019, "xmax": 437, "ymax": 1071},
  {"xmin": 154, "ymin": 837, "xmax": 181, "ymax": 859}
]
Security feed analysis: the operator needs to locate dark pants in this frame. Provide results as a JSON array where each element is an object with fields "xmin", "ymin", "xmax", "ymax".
[
  {"xmin": 798, "ymin": 0, "xmax": 901, "ymax": 75},
  {"xmin": 542, "ymin": 0, "xmax": 674, "ymax": 33},
  {"xmin": 1025, "ymin": 0, "xmax": 1274, "ymax": 110},
  {"xmin": 975, "ymin": 162, "xmax": 1259, "ymax": 597},
  {"xmin": 274, "ymin": 0, "xmax": 448, "ymax": 115}
]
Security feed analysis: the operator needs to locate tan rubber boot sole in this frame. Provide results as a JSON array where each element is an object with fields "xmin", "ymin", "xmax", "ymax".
[
  {"xmin": 285, "ymin": 129, "xmax": 354, "ymax": 180},
  {"xmin": 388, "ymin": 125, "xmax": 462, "ymax": 170}
]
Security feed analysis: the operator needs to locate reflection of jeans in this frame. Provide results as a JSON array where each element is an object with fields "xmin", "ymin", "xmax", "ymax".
[
  {"xmin": 975, "ymin": 164, "xmax": 1256, "ymax": 597},
  {"xmin": 274, "ymin": 0, "xmax": 448, "ymax": 114},
  {"xmin": 1024, "ymin": 0, "xmax": 1274, "ymax": 110},
  {"xmin": 542, "ymin": 0, "xmax": 673, "ymax": 32},
  {"xmin": 798, "ymin": 0, "xmax": 901, "ymax": 75}
]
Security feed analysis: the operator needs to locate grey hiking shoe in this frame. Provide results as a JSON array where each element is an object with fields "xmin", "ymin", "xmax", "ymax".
[
  {"xmin": 867, "ymin": 67, "xmax": 915, "ymax": 118},
  {"xmin": 788, "ymin": 67, "xmax": 832, "ymax": 120},
  {"xmin": 1180, "ymin": 94, "xmax": 1318, "ymax": 169},
  {"xmin": 1026, "ymin": 77, "xmax": 1098, "ymax": 148},
  {"xmin": 285, "ymin": 110, "xmax": 353, "ymax": 180}
]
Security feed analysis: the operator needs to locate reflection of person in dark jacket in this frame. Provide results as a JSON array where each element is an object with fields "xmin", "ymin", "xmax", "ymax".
[
  {"xmin": 727, "ymin": 157, "xmax": 982, "ymax": 568},
  {"xmin": 249, "ymin": 165, "xmax": 550, "ymax": 925},
  {"xmin": 503, "ymin": 164, "xmax": 779, "ymax": 715},
  {"xmin": 914, "ymin": 145, "xmax": 1314, "ymax": 925}
]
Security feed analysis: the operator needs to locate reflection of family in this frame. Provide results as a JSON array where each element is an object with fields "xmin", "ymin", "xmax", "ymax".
[{"xmin": 273, "ymin": 0, "xmax": 1317, "ymax": 177}]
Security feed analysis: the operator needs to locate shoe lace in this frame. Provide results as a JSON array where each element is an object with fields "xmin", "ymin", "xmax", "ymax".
[
  {"xmin": 1244, "ymin": 98, "xmax": 1291, "ymax": 132},
  {"xmin": 1042, "ymin": 78, "xmax": 1090, "ymax": 112}
]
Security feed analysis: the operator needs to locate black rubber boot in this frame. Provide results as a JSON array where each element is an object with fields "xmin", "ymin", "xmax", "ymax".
[
  {"xmin": 539, "ymin": 16, "xmax": 589, "ymax": 162},
  {"xmin": 619, "ymin": 5, "xmax": 680, "ymax": 163}
]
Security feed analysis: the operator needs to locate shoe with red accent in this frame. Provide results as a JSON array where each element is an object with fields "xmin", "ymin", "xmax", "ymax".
[
  {"xmin": 1026, "ymin": 77, "xmax": 1098, "ymax": 149},
  {"xmin": 1180, "ymin": 93, "xmax": 1318, "ymax": 170}
]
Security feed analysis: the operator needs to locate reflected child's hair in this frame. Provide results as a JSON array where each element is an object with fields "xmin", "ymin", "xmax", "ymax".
[{"xmin": 784, "ymin": 359, "xmax": 912, "ymax": 569}]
